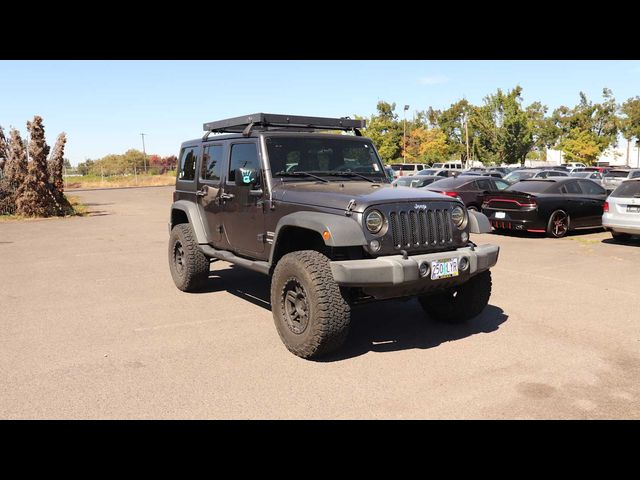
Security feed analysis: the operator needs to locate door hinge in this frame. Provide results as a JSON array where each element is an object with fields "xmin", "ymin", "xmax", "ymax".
[{"xmin": 345, "ymin": 199, "xmax": 356, "ymax": 216}]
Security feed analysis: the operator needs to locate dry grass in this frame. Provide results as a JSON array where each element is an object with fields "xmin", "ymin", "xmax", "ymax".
[
  {"xmin": 0, "ymin": 195, "xmax": 87, "ymax": 222},
  {"xmin": 65, "ymin": 173, "xmax": 175, "ymax": 190}
]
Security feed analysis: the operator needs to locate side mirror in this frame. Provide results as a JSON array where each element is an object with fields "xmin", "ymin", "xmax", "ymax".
[{"xmin": 235, "ymin": 168, "xmax": 258, "ymax": 187}]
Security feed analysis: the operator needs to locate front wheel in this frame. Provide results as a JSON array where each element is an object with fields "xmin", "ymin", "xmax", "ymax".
[
  {"xmin": 270, "ymin": 250, "xmax": 351, "ymax": 359},
  {"xmin": 418, "ymin": 270, "xmax": 492, "ymax": 324},
  {"xmin": 547, "ymin": 210, "xmax": 569, "ymax": 238}
]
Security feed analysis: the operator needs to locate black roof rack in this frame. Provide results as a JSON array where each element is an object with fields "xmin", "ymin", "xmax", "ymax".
[{"xmin": 202, "ymin": 113, "xmax": 366, "ymax": 139}]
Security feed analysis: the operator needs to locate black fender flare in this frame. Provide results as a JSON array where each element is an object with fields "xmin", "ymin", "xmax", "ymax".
[
  {"xmin": 269, "ymin": 211, "xmax": 366, "ymax": 265},
  {"xmin": 170, "ymin": 200, "xmax": 209, "ymax": 244}
]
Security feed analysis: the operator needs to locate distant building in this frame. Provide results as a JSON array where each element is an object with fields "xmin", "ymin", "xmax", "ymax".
[{"xmin": 545, "ymin": 140, "xmax": 640, "ymax": 168}]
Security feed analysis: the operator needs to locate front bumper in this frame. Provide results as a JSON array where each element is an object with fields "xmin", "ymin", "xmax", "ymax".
[{"xmin": 330, "ymin": 244, "xmax": 499, "ymax": 288}]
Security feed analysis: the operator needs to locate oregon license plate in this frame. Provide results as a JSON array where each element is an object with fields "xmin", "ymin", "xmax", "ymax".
[
  {"xmin": 627, "ymin": 205, "xmax": 640, "ymax": 213},
  {"xmin": 431, "ymin": 258, "xmax": 459, "ymax": 280},
  {"xmin": 495, "ymin": 211, "xmax": 506, "ymax": 219}
]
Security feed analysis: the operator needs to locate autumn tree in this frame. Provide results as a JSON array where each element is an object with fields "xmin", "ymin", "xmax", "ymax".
[
  {"xmin": 47, "ymin": 132, "xmax": 71, "ymax": 211},
  {"xmin": 0, "ymin": 129, "xmax": 28, "ymax": 214},
  {"xmin": 0, "ymin": 126, "xmax": 8, "ymax": 174},
  {"xmin": 15, "ymin": 116, "xmax": 58, "ymax": 216},
  {"xmin": 403, "ymin": 127, "xmax": 449, "ymax": 164}
]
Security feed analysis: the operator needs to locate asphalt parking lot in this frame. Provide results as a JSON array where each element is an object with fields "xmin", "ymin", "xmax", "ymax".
[{"xmin": 1, "ymin": 186, "xmax": 639, "ymax": 419}]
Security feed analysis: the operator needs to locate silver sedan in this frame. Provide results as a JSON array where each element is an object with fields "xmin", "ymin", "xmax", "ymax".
[{"xmin": 602, "ymin": 179, "xmax": 640, "ymax": 240}]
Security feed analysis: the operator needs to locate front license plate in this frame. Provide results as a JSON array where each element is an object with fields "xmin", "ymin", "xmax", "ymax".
[
  {"xmin": 431, "ymin": 258, "xmax": 459, "ymax": 280},
  {"xmin": 495, "ymin": 211, "xmax": 506, "ymax": 219},
  {"xmin": 627, "ymin": 205, "xmax": 640, "ymax": 213}
]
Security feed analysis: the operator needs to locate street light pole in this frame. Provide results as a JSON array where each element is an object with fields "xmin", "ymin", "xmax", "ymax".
[
  {"xmin": 140, "ymin": 133, "xmax": 148, "ymax": 173},
  {"xmin": 403, "ymin": 105, "xmax": 409, "ymax": 162}
]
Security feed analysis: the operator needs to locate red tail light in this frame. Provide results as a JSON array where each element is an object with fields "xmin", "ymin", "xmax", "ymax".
[
  {"xmin": 441, "ymin": 191, "xmax": 460, "ymax": 198},
  {"xmin": 604, "ymin": 201, "xmax": 609, "ymax": 212},
  {"xmin": 485, "ymin": 197, "xmax": 537, "ymax": 208}
]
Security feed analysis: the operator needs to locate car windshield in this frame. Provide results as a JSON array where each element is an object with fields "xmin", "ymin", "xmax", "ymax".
[
  {"xmin": 610, "ymin": 181, "xmax": 640, "ymax": 197},
  {"xmin": 267, "ymin": 137, "xmax": 385, "ymax": 180},
  {"xmin": 504, "ymin": 171, "xmax": 536, "ymax": 182},
  {"xmin": 507, "ymin": 181, "xmax": 553, "ymax": 193},
  {"xmin": 394, "ymin": 177, "xmax": 431, "ymax": 188},
  {"xmin": 419, "ymin": 169, "xmax": 441, "ymax": 176},
  {"xmin": 431, "ymin": 163, "xmax": 444, "ymax": 169},
  {"xmin": 605, "ymin": 171, "xmax": 630, "ymax": 178}
]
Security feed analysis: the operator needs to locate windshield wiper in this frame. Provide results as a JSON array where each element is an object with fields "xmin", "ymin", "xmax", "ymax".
[
  {"xmin": 317, "ymin": 171, "xmax": 377, "ymax": 183},
  {"xmin": 274, "ymin": 171, "xmax": 329, "ymax": 183}
]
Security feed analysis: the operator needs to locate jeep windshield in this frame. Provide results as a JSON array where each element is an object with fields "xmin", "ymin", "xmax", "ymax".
[{"xmin": 267, "ymin": 136, "xmax": 386, "ymax": 182}]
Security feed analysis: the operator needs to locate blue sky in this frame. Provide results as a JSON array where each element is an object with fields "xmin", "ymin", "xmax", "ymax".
[{"xmin": 1, "ymin": 60, "xmax": 639, "ymax": 166}]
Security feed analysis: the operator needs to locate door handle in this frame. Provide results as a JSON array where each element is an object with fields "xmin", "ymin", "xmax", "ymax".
[
  {"xmin": 196, "ymin": 185, "xmax": 209, "ymax": 197},
  {"xmin": 220, "ymin": 192, "xmax": 235, "ymax": 201}
]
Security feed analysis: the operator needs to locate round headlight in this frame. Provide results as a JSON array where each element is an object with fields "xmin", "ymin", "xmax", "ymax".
[
  {"xmin": 365, "ymin": 210, "xmax": 384, "ymax": 233},
  {"xmin": 451, "ymin": 206, "xmax": 467, "ymax": 229}
]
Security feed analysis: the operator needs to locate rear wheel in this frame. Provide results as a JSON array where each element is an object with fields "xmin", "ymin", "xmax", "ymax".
[
  {"xmin": 418, "ymin": 270, "xmax": 492, "ymax": 324},
  {"xmin": 546, "ymin": 210, "xmax": 569, "ymax": 238},
  {"xmin": 168, "ymin": 224, "xmax": 210, "ymax": 292}
]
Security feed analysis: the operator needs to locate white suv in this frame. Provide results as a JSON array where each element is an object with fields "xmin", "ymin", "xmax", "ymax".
[{"xmin": 390, "ymin": 163, "xmax": 429, "ymax": 178}]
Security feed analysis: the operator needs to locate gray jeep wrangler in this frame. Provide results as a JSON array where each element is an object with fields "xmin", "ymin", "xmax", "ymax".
[{"xmin": 168, "ymin": 114, "xmax": 499, "ymax": 359}]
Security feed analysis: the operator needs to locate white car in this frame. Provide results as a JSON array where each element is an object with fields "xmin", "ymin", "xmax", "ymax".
[
  {"xmin": 389, "ymin": 163, "xmax": 429, "ymax": 178},
  {"xmin": 602, "ymin": 179, "xmax": 640, "ymax": 239}
]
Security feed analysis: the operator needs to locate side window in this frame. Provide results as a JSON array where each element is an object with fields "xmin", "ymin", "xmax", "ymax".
[
  {"xmin": 578, "ymin": 180, "xmax": 605, "ymax": 195},
  {"xmin": 417, "ymin": 165, "xmax": 423, "ymax": 171},
  {"xmin": 475, "ymin": 179, "xmax": 492, "ymax": 190},
  {"xmin": 561, "ymin": 181, "xmax": 582, "ymax": 194},
  {"xmin": 493, "ymin": 179, "xmax": 510, "ymax": 191},
  {"xmin": 228, "ymin": 143, "xmax": 259, "ymax": 183},
  {"xmin": 201, "ymin": 144, "xmax": 224, "ymax": 182},
  {"xmin": 631, "ymin": 171, "xmax": 640, "ymax": 179},
  {"xmin": 178, "ymin": 147, "xmax": 198, "ymax": 181}
]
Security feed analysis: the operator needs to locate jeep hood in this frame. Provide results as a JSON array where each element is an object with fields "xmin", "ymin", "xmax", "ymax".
[{"xmin": 271, "ymin": 182, "xmax": 455, "ymax": 213}]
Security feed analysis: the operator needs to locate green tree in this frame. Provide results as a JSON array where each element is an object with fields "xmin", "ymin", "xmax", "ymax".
[
  {"xmin": 551, "ymin": 89, "xmax": 620, "ymax": 165},
  {"xmin": 620, "ymin": 97, "xmax": 640, "ymax": 166},
  {"xmin": 427, "ymin": 99, "xmax": 473, "ymax": 163},
  {"xmin": 471, "ymin": 86, "xmax": 538, "ymax": 165},
  {"xmin": 363, "ymin": 101, "xmax": 403, "ymax": 162}
]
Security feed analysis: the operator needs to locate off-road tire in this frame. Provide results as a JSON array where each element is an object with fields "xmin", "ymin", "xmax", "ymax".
[
  {"xmin": 418, "ymin": 270, "xmax": 492, "ymax": 324},
  {"xmin": 270, "ymin": 250, "xmax": 351, "ymax": 359},
  {"xmin": 611, "ymin": 231, "xmax": 631, "ymax": 240},
  {"xmin": 169, "ymin": 224, "xmax": 210, "ymax": 292}
]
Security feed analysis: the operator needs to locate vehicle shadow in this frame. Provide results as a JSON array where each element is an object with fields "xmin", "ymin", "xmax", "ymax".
[
  {"xmin": 490, "ymin": 227, "xmax": 603, "ymax": 238},
  {"xmin": 194, "ymin": 264, "xmax": 508, "ymax": 361},
  {"xmin": 601, "ymin": 236, "xmax": 640, "ymax": 246},
  {"xmin": 318, "ymin": 302, "xmax": 508, "ymax": 362},
  {"xmin": 195, "ymin": 263, "xmax": 272, "ymax": 311}
]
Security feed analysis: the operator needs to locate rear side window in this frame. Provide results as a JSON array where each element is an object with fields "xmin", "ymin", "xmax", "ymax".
[
  {"xmin": 228, "ymin": 143, "xmax": 259, "ymax": 182},
  {"xmin": 201, "ymin": 144, "xmax": 224, "ymax": 182},
  {"xmin": 606, "ymin": 171, "xmax": 630, "ymax": 178},
  {"xmin": 178, "ymin": 146, "xmax": 198, "ymax": 181},
  {"xmin": 561, "ymin": 181, "xmax": 582, "ymax": 194},
  {"xmin": 475, "ymin": 179, "xmax": 492, "ymax": 190},
  {"xmin": 611, "ymin": 181, "xmax": 640, "ymax": 197},
  {"xmin": 577, "ymin": 180, "xmax": 605, "ymax": 195},
  {"xmin": 417, "ymin": 165, "xmax": 424, "ymax": 171},
  {"xmin": 493, "ymin": 179, "xmax": 510, "ymax": 191},
  {"xmin": 631, "ymin": 171, "xmax": 640, "ymax": 179}
]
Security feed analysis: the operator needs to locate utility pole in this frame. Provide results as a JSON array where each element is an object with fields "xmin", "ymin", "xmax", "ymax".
[
  {"xmin": 403, "ymin": 105, "xmax": 409, "ymax": 162},
  {"xmin": 626, "ymin": 138, "xmax": 630, "ymax": 167},
  {"xmin": 140, "ymin": 133, "xmax": 148, "ymax": 173},
  {"xmin": 464, "ymin": 113, "xmax": 470, "ymax": 169}
]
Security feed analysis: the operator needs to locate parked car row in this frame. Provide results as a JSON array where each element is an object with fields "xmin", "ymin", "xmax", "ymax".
[{"xmin": 391, "ymin": 170, "xmax": 640, "ymax": 241}]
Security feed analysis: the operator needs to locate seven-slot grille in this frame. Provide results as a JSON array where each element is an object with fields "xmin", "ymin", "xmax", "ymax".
[{"xmin": 389, "ymin": 207, "xmax": 453, "ymax": 249}]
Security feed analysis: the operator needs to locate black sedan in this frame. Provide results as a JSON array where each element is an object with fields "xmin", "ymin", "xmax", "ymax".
[
  {"xmin": 481, "ymin": 177, "xmax": 607, "ymax": 238},
  {"xmin": 427, "ymin": 176, "xmax": 511, "ymax": 211}
]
